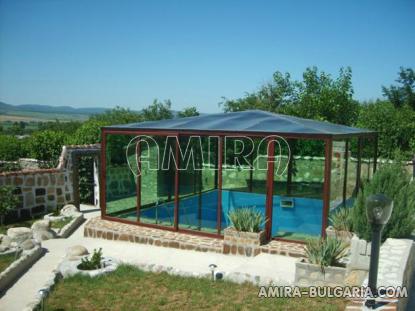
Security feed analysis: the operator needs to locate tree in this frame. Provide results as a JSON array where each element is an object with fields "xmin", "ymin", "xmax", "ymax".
[
  {"xmin": 0, "ymin": 134, "xmax": 28, "ymax": 161},
  {"xmin": 0, "ymin": 186, "xmax": 19, "ymax": 225},
  {"xmin": 28, "ymin": 130, "xmax": 67, "ymax": 166},
  {"xmin": 382, "ymin": 67, "xmax": 415, "ymax": 110},
  {"xmin": 350, "ymin": 163, "xmax": 415, "ymax": 241},
  {"xmin": 90, "ymin": 106, "xmax": 142, "ymax": 124},
  {"xmin": 142, "ymin": 99, "xmax": 173, "ymax": 121},
  {"xmin": 178, "ymin": 107, "xmax": 199, "ymax": 118},
  {"xmin": 70, "ymin": 120, "xmax": 107, "ymax": 145},
  {"xmin": 356, "ymin": 100, "xmax": 415, "ymax": 158},
  {"xmin": 221, "ymin": 67, "xmax": 358, "ymax": 126}
]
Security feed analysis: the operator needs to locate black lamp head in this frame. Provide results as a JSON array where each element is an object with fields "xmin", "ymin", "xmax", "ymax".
[{"xmin": 366, "ymin": 193, "xmax": 393, "ymax": 225}]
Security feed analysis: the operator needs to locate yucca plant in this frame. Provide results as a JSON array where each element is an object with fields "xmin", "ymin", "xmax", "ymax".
[
  {"xmin": 305, "ymin": 237, "xmax": 348, "ymax": 273},
  {"xmin": 329, "ymin": 207, "xmax": 352, "ymax": 232},
  {"xmin": 228, "ymin": 207, "xmax": 266, "ymax": 233}
]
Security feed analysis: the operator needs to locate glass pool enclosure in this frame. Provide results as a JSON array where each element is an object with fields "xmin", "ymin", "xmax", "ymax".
[{"xmin": 101, "ymin": 110, "xmax": 377, "ymax": 242}]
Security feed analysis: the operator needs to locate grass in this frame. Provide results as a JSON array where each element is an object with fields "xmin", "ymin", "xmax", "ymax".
[
  {"xmin": 50, "ymin": 217, "xmax": 73, "ymax": 230},
  {"xmin": 45, "ymin": 265, "xmax": 346, "ymax": 311},
  {"xmin": 0, "ymin": 216, "xmax": 43, "ymax": 234},
  {"xmin": 0, "ymin": 215, "xmax": 72, "ymax": 234},
  {"xmin": 0, "ymin": 253, "xmax": 19, "ymax": 273}
]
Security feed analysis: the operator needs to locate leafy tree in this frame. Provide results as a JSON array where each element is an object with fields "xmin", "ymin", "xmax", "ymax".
[
  {"xmin": 28, "ymin": 130, "xmax": 67, "ymax": 166},
  {"xmin": 221, "ymin": 67, "xmax": 358, "ymax": 126},
  {"xmin": 0, "ymin": 186, "xmax": 19, "ymax": 225},
  {"xmin": 70, "ymin": 120, "xmax": 107, "ymax": 145},
  {"xmin": 90, "ymin": 106, "xmax": 142, "ymax": 124},
  {"xmin": 382, "ymin": 67, "xmax": 415, "ymax": 110},
  {"xmin": 350, "ymin": 163, "xmax": 415, "ymax": 241},
  {"xmin": 0, "ymin": 134, "xmax": 28, "ymax": 161},
  {"xmin": 142, "ymin": 99, "xmax": 173, "ymax": 121},
  {"xmin": 356, "ymin": 100, "xmax": 415, "ymax": 158},
  {"xmin": 178, "ymin": 107, "xmax": 199, "ymax": 118}
]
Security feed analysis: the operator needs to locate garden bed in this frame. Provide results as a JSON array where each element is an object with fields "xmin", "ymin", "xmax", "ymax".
[
  {"xmin": 43, "ymin": 265, "xmax": 347, "ymax": 311},
  {"xmin": 0, "ymin": 246, "xmax": 44, "ymax": 293},
  {"xmin": 51, "ymin": 214, "xmax": 84, "ymax": 238},
  {"xmin": 295, "ymin": 259, "xmax": 347, "ymax": 287}
]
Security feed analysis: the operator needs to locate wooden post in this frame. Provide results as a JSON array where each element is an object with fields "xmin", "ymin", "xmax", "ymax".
[
  {"xmin": 356, "ymin": 137, "xmax": 363, "ymax": 192},
  {"xmin": 136, "ymin": 136, "xmax": 141, "ymax": 222},
  {"xmin": 217, "ymin": 137, "xmax": 223, "ymax": 234},
  {"xmin": 265, "ymin": 137, "xmax": 276, "ymax": 241},
  {"xmin": 321, "ymin": 138, "xmax": 333, "ymax": 237},
  {"xmin": 373, "ymin": 134, "xmax": 378, "ymax": 174},
  {"xmin": 342, "ymin": 140, "xmax": 349, "ymax": 207},
  {"xmin": 174, "ymin": 135, "xmax": 180, "ymax": 231}
]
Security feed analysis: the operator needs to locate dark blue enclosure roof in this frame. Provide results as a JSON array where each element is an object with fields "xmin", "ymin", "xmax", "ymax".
[{"xmin": 105, "ymin": 110, "xmax": 375, "ymax": 138}]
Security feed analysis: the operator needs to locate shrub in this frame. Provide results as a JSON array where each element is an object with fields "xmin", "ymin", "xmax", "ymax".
[
  {"xmin": 228, "ymin": 207, "xmax": 266, "ymax": 233},
  {"xmin": 305, "ymin": 237, "xmax": 348, "ymax": 272},
  {"xmin": 0, "ymin": 186, "xmax": 19, "ymax": 225},
  {"xmin": 329, "ymin": 207, "xmax": 352, "ymax": 232},
  {"xmin": 28, "ymin": 130, "xmax": 66, "ymax": 166},
  {"xmin": 350, "ymin": 163, "xmax": 415, "ymax": 241},
  {"xmin": 78, "ymin": 248, "xmax": 103, "ymax": 270},
  {"xmin": 0, "ymin": 134, "xmax": 28, "ymax": 161}
]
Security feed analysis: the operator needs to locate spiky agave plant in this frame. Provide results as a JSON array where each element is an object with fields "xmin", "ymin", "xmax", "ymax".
[
  {"xmin": 305, "ymin": 237, "xmax": 348, "ymax": 273},
  {"xmin": 228, "ymin": 207, "xmax": 266, "ymax": 232},
  {"xmin": 329, "ymin": 207, "xmax": 352, "ymax": 232}
]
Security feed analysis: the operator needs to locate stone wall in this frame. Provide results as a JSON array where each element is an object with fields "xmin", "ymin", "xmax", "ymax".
[
  {"xmin": 223, "ymin": 227, "xmax": 266, "ymax": 257},
  {"xmin": 295, "ymin": 259, "xmax": 347, "ymax": 287},
  {"xmin": 0, "ymin": 144, "xmax": 100, "ymax": 221}
]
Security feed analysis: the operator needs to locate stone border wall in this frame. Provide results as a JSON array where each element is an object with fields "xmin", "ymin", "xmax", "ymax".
[
  {"xmin": 223, "ymin": 227, "xmax": 266, "ymax": 257},
  {"xmin": 0, "ymin": 144, "xmax": 100, "ymax": 221},
  {"xmin": 0, "ymin": 246, "xmax": 45, "ymax": 294},
  {"xmin": 294, "ymin": 259, "xmax": 347, "ymax": 287}
]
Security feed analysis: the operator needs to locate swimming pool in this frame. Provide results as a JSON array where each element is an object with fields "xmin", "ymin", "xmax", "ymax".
[{"xmin": 116, "ymin": 189, "xmax": 323, "ymax": 237}]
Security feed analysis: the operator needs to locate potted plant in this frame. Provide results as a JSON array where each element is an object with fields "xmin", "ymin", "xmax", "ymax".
[
  {"xmin": 326, "ymin": 207, "xmax": 353, "ymax": 244},
  {"xmin": 295, "ymin": 237, "xmax": 348, "ymax": 286},
  {"xmin": 223, "ymin": 207, "xmax": 267, "ymax": 257}
]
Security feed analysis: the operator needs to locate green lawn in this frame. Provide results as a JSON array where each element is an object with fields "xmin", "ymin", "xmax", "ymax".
[
  {"xmin": 0, "ymin": 253, "xmax": 19, "ymax": 273},
  {"xmin": 45, "ymin": 265, "xmax": 346, "ymax": 311}
]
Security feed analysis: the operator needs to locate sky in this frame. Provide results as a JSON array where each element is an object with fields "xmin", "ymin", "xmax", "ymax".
[{"xmin": 0, "ymin": 0, "xmax": 414, "ymax": 114}]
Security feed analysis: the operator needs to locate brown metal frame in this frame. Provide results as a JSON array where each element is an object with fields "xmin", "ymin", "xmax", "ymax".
[
  {"xmin": 321, "ymin": 138, "xmax": 333, "ymax": 238},
  {"xmin": 100, "ymin": 127, "xmax": 378, "ymax": 243}
]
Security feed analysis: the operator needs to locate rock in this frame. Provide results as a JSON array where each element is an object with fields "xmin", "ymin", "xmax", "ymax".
[
  {"xmin": 0, "ymin": 245, "xmax": 9, "ymax": 252},
  {"xmin": 31, "ymin": 219, "xmax": 51, "ymax": 231},
  {"xmin": 7, "ymin": 227, "xmax": 33, "ymax": 244},
  {"xmin": 33, "ymin": 229, "xmax": 57, "ymax": 242},
  {"xmin": 1, "ymin": 235, "xmax": 12, "ymax": 248},
  {"xmin": 60, "ymin": 204, "xmax": 80, "ymax": 217},
  {"xmin": 66, "ymin": 245, "xmax": 89, "ymax": 260},
  {"xmin": 20, "ymin": 239, "xmax": 36, "ymax": 250}
]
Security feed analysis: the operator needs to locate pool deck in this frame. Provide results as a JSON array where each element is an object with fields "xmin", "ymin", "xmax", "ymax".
[{"xmin": 84, "ymin": 216, "xmax": 307, "ymax": 258}]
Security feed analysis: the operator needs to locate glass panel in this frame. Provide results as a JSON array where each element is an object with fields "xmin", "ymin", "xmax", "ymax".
[
  {"xmin": 105, "ymin": 134, "xmax": 137, "ymax": 220},
  {"xmin": 221, "ymin": 137, "xmax": 267, "ymax": 232},
  {"xmin": 361, "ymin": 137, "xmax": 375, "ymax": 181},
  {"xmin": 178, "ymin": 136, "xmax": 218, "ymax": 233},
  {"xmin": 139, "ymin": 136, "xmax": 175, "ymax": 227},
  {"xmin": 330, "ymin": 140, "xmax": 347, "ymax": 209},
  {"xmin": 346, "ymin": 138, "xmax": 358, "ymax": 204},
  {"xmin": 272, "ymin": 139, "xmax": 325, "ymax": 241}
]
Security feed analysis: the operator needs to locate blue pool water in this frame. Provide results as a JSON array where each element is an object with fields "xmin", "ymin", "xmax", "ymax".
[{"xmin": 139, "ymin": 189, "xmax": 323, "ymax": 236}]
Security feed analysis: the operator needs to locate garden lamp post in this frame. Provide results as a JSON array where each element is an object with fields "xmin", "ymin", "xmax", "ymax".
[{"xmin": 365, "ymin": 194, "xmax": 393, "ymax": 309}]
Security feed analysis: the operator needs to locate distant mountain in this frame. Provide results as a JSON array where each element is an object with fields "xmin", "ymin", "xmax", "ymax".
[{"xmin": 0, "ymin": 101, "xmax": 110, "ymax": 115}]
